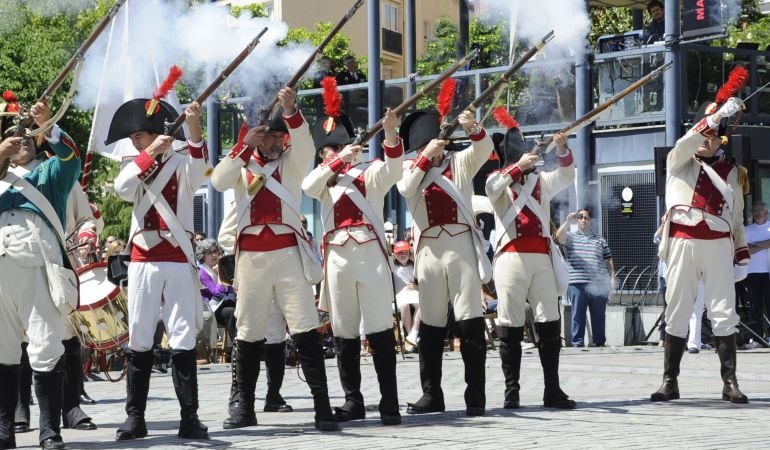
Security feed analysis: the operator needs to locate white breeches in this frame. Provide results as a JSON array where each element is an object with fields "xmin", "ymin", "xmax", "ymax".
[
  {"xmin": 265, "ymin": 300, "xmax": 288, "ymax": 344},
  {"xmin": 688, "ymin": 281, "xmax": 706, "ymax": 349},
  {"xmin": 325, "ymin": 239, "xmax": 394, "ymax": 338},
  {"xmin": 126, "ymin": 261, "xmax": 200, "ymax": 351},
  {"xmin": 665, "ymin": 237, "xmax": 738, "ymax": 338},
  {"xmin": 494, "ymin": 252, "xmax": 560, "ymax": 327},
  {"xmin": 0, "ymin": 211, "xmax": 67, "ymax": 372},
  {"xmin": 415, "ymin": 231, "xmax": 483, "ymax": 327},
  {"xmin": 235, "ymin": 247, "xmax": 318, "ymax": 342}
]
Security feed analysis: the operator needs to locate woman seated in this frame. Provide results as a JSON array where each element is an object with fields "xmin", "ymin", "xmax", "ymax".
[{"xmin": 196, "ymin": 239, "xmax": 237, "ymax": 359}]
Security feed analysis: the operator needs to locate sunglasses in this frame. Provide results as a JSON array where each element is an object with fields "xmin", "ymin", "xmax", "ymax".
[{"xmin": 577, "ymin": 214, "xmax": 590, "ymax": 220}]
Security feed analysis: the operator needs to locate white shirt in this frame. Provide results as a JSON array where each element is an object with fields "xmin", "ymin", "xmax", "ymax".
[{"xmin": 745, "ymin": 221, "xmax": 770, "ymax": 274}]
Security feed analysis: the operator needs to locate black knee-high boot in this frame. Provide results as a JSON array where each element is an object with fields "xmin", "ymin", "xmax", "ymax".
[
  {"xmin": 536, "ymin": 321, "xmax": 576, "ymax": 409},
  {"xmin": 499, "ymin": 326, "xmax": 524, "ymax": 409},
  {"xmin": 333, "ymin": 337, "xmax": 365, "ymax": 421},
  {"xmin": 715, "ymin": 333, "xmax": 749, "ymax": 404},
  {"xmin": 171, "ymin": 349, "xmax": 209, "ymax": 439},
  {"xmin": 406, "ymin": 323, "xmax": 446, "ymax": 414},
  {"xmin": 115, "ymin": 349, "xmax": 153, "ymax": 441},
  {"xmin": 650, "ymin": 334, "xmax": 686, "ymax": 402},
  {"xmin": 0, "ymin": 364, "xmax": 20, "ymax": 449},
  {"xmin": 293, "ymin": 330, "xmax": 339, "ymax": 432},
  {"xmin": 456, "ymin": 317, "xmax": 487, "ymax": 416},
  {"xmin": 264, "ymin": 342, "xmax": 292, "ymax": 412},
  {"xmin": 13, "ymin": 344, "xmax": 31, "ymax": 434},
  {"xmin": 227, "ymin": 345, "xmax": 239, "ymax": 416},
  {"xmin": 61, "ymin": 337, "xmax": 95, "ymax": 430},
  {"xmin": 366, "ymin": 329, "xmax": 401, "ymax": 425},
  {"xmin": 34, "ymin": 359, "xmax": 66, "ymax": 449},
  {"xmin": 222, "ymin": 339, "xmax": 263, "ymax": 429}
]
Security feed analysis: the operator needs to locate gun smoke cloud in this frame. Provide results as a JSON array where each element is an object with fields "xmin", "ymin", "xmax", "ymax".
[{"xmin": 74, "ymin": 0, "xmax": 312, "ymax": 113}]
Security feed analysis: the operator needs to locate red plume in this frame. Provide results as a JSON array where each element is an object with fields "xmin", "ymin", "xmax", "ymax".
[
  {"xmin": 321, "ymin": 76, "xmax": 341, "ymax": 118},
  {"xmin": 2, "ymin": 90, "xmax": 20, "ymax": 113},
  {"xmin": 153, "ymin": 65, "xmax": 183, "ymax": 101},
  {"xmin": 715, "ymin": 66, "xmax": 749, "ymax": 105},
  {"xmin": 437, "ymin": 77, "xmax": 457, "ymax": 120},
  {"xmin": 492, "ymin": 106, "xmax": 519, "ymax": 130}
]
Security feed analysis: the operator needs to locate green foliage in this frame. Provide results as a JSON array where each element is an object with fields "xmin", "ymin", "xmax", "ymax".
[
  {"xmin": 0, "ymin": 0, "xmax": 132, "ymax": 239},
  {"xmin": 588, "ymin": 7, "xmax": 633, "ymax": 46},
  {"xmin": 229, "ymin": 3, "xmax": 267, "ymax": 19},
  {"xmin": 283, "ymin": 22, "xmax": 359, "ymax": 88}
]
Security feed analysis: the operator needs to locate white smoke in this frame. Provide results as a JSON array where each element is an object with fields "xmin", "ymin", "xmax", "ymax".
[
  {"xmin": 719, "ymin": 0, "xmax": 742, "ymax": 22},
  {"xmin": 74, "ymin": 0, "xmax": 311, "ymax": 110},
  {"xmin": 515, "ymin": 0, "xmax": 590, "ymax": 61}
]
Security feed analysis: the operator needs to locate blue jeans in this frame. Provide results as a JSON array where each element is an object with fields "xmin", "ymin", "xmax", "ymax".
[{"xmin": 569, "ymin": 283, "xmax": 608, "ymax": 346}]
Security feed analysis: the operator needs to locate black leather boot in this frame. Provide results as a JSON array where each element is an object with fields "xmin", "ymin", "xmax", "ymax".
[
  {"xmin": 650, "ymin": 334, "xmax": 686, "ymax": 402},
  {"xmin": 264, "ymin": 342, "xmax": 293, "ymax": 412},
  {"xmin": 13, "ymin": 344, "xmax": 31, "ymax": 434},
  {"xmin": 0, "ymin": 364, "xmax": 20, "ymax": 450},
  {"xmin": 227, "ymin": 346, "xmax": 239, "ymax": 416},
  {"xmin": 294, "ymin": 330, "xmax": 339, "ymax": 432},
  {"xmin": 34, "ymin": 359, "xmax": 66, "ymax": 449},
  {"xmin": 456, "ymin": 317, "xmax": 487, "ymax": 416},
  {"xmin": 536, "ymin": 321, "xmax": 576, "ymax": 409},
  {"xmin": 115, "ymin": 349, "xmax": 153, "ymax": 441},
  {"xmin": 407, "ymin": 323, "xmax": 446, "ymax": 414},
  {"xmin": 499, "ymin": 326, "xmax": 524, "ymax": 409},
  {"xmin": 367, "ymin": 329, "xmax": 401, "ymax": 425},
  {"xmin": 171, "ymin": 350, "xmax": 209, "ymax": 439},
  {"xmin": 61, "ymin": 337, "xmax": 95, "ymax": 430},
  {"xmin": 715, "ymin": 334, "xmax": 749, "ymax": 404},
  {"xmin": 222, "ymin": 339, "xmax": 263, "ymax": 429},
  {"xmin": 333, "ymin": 337, "xmax": 365, "ymax": 421}
]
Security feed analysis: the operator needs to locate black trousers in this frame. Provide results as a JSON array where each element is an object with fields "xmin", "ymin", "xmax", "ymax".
[{"xmin": 744, "ymin": 273, "xmax": 770, "ymax": 337}]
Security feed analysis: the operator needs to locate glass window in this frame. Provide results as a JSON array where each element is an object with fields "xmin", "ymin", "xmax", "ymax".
[{"xmin": 383, "ymin": 3, "xmax": 398, "ymax": 32}]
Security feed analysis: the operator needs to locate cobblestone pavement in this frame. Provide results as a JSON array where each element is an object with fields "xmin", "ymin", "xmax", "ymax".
[{"xmin": 14, "ymin": 345, "xmax": 770, "ymax": 449}]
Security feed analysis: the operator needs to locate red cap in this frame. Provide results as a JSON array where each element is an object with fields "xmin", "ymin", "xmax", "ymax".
[{"xmin": 393, "ymin": 240, "xmax": 411, "ymax": 254}]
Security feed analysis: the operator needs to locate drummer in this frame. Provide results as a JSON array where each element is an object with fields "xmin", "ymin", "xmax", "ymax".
[
  {"xmin": 393, "ymin": 240, "xmax": 421, "ymax": 352},
  {"xmin": 10, "ymin": 150, "xmax": 103, "ymax": 434}
]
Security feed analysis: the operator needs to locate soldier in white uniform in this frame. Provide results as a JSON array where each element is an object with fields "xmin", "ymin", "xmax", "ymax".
[
  {"xmin": 12, "ymin": 160, "xmax": 103, "ymax": 434},
  {"xmin": 210, "ymin": 87, "xmax": 338, "ymax": 432},
  {"xmin": 397, "ymin": 109, "xmax": 493, "ymax": 416},
  {"xmin": 110, "ymin": 94, "xmax": 211, "ymax": 440},
  {"xmin": 653, "ymin": 94, "xmax": 749, "ymax": 404},
  {"xmin": 217, "ymin": 200, "xmax": 294, "ymax": 416},
  {"xmin": 0, "ymin": 100, "xmax": 81, "ymax": 450},
  {"xmin": 302, "ymin": 105, "xmax": 403, "ymax": 425},
  {"xmin": 486, "ymin": 114, "xmax": 576, "ymax": 410}
]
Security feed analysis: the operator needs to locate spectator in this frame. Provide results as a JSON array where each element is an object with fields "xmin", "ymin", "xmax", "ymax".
[
  {"xmin": 312, "ymin": 56, "xmax": 335, "ymax": 88},
  {"xmin": 556, "ymin": 208, "xmax": 614, "ymax": 347},
  {"xmin": 196, "ymin": 239, "xmax": 236, "ymax": 344},
  {"xmin": 744, "ymin": 200, "xmax": 770, "ymax": 345},
  {"xmin": 645, "ymin": 0, "xmax": 665, "ymax": 43},
  {"xmin": 393, "ymin": 241, "xmax": 421, "ymax": 352},
  {"xmin": 194, "ymin": 233, "xmax": 206, "ymax": 243},
  {"xmin": 335, "ymin": 55, "xmax": 366, "ymax": 85}
]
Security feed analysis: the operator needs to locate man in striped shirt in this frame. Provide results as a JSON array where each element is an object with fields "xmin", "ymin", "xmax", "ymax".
[{"xmin": 555, "ymin": 208, "xmax": 614, "ymax": 347}]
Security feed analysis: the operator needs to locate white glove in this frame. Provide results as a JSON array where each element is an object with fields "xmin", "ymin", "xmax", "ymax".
[{"xmin": 716, "ymin": 97, "xmax": 744, "ymax": 119}]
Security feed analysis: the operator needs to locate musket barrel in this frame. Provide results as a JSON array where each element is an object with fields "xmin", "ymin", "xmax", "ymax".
[
  {"xmin": 532, "ymin": 60, "xmax": 673, "ymax": 153},
  {"xmin": 166, "ymin": 27, "xmax": 269, "ymax": 136},
  {"xmin": 352, "ymin": 48, "xmax": 480, "ymax": 145},
  {"xmin": 261, "ymin": 0, "xmax": 365, "ymax": 125},
  {"xmin": 440, "ymin": 30, "xmax": 555, "ymax": 141},
  {"xmin": 39, "ymin": 0, "xmax": 127, "ymax": 103}
]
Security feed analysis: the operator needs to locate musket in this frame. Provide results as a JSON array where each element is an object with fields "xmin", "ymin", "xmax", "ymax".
[
  {"xmin": 439, "ymin": 30, "xmax": 555, "ymax": 142},
  {"xmin": 351, "ymin": 48, "xmax": 480, "ymax": 146},
  {"xmin": 533, "ymin": 60, "xmax": 674, "ymax": 154},
  {"xmin": 164, "ymin": 27, "xmax": 269, "ymax": 137},
  {"xmin": 259, "ymin": 0, "xmax": 365, "ymax": 127},
  {"xmin": 0, "ymin": 0, "xmax": 127, "ymax": 179}
]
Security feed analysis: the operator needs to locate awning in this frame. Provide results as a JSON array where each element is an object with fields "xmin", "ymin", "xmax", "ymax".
[{"xmin": 589, "ymin": 0, "xmax": 649, "ymax": 8}]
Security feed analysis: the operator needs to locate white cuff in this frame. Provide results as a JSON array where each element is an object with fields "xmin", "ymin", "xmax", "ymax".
[{"xmin": 43, "ymin": 125, "xmax": 62, "ymax": 145}]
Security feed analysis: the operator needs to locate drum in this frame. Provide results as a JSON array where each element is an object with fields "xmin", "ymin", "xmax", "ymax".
[{"xmin": 69, "ymin": 262, "xmax": 130, "ymax": 351}]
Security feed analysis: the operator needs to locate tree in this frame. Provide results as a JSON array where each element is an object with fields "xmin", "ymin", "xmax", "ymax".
[
  {"xmin": 588, "ymin": 7, "xmax": 633, "ymax": 46},
  {"xmin": 283, "ymin": 21, "xmax": 360, "ymax": 87}
]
